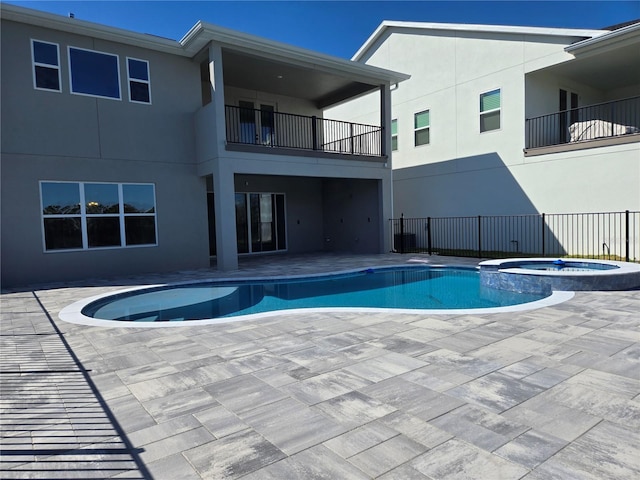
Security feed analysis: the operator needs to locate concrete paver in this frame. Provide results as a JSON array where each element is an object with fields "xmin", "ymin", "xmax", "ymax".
[{"xmin": 1, "ymin": 253, "xmax": 639, "ymax": 479}]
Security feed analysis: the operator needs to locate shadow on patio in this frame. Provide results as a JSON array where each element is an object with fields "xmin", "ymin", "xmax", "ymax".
[{"xmin": 0, "ymin": 292, "xmax": 151, "ymax": 479}]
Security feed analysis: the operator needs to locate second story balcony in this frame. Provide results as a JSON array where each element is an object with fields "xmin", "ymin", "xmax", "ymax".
[
  {"xmin": 225, "ymin": 105, "xmax": 383, "ymax": 158},
  {"xmin": 525, "ymin": 96, "xmax": 640, "ymax": 152}
]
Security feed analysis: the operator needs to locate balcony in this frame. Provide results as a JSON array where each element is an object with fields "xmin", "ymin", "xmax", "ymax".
[
  {"xmin": 225, "ymin": 105, "xmax": 384, "ymax": 158},
  {"xmin": 525, "ymin": 96, "xmax": 640, "ymax": 153}
]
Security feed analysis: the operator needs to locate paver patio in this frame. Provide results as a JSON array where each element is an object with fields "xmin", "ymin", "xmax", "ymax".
[{"xmin": 1, "ymin": 253, "xmax": 639, "ymax": 479}]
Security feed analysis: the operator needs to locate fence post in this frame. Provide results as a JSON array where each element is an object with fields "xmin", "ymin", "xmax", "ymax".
[
  {"xmin": 477, "ymin": 216, "xmax": 482, "ymax": 258},
  {"xmin": 427, "ymin": 217, "xmax": 432, "ymax": 255},
  {"xmin": 400, "ymin": 213, "xmax": 405, "ymax": 254},
  {"xmin": 541, "ymin": 213, "xmax": 545, "ymax": 257},
  {"xmin": 625, "ymin": 210, "xmax": 630, "ymax": 263}
]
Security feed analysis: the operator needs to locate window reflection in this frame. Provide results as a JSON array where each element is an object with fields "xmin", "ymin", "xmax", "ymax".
[
  {"xmin": 40, "ymin": 182, "xmax": 156, "ymax": 251},
  {"xmin": 69, "ymin": 47, "xmax": 120, "ymax": 99},
  {"xmin": 41, "ymin": 183, "xmax": 80, "ymax": 215},
  {"xmin": 123, "ymin": 184, "xmax": 155, "ymax": 213},
  {"xmin": 85, "ymin": 183, "xmax": 119, "ymax": 214}
]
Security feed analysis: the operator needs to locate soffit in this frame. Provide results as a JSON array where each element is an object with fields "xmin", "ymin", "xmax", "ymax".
[
  {"xmin": 554, "ymin": 43, "xmax": 640, "ymax": 90},
  {"xmin": 545, "ymin": 25, "xmax": 640, "ymax": 90},
  {"xmin": 221, "ymin": 49, "xmax": 377, "ymax": 108}
]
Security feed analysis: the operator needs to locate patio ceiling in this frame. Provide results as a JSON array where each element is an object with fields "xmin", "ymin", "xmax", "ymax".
[
  {"xmin": 546, "ymin": 41, "xmax": 640, "ymax": 91},
  {"xmin": 221, "ymin": 49, "xmax": 377, "ymax": 109}
]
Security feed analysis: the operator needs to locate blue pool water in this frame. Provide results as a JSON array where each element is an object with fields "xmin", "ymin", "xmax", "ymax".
[{"xmin": 81, "ymin": 267, "xmax": 548, "ymax": 323}]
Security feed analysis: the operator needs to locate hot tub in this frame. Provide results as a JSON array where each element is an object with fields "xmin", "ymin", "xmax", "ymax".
[{"xmin": 479, "ymin": 258, "xmax": 640, "ymax": 294}]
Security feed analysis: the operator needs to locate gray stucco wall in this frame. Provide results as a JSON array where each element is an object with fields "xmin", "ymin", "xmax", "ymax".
[
  {"xmin": 234, "ymin": 174, "xmax": 325, "ymax": 254},
  {"xmin": 322, "ymin": 178, "xmax": 381, "ymax": 253},
  {"xmin": 1, "ymin": 20, "xmax": 210, "ymax": 287},
  {"xmin": 232, "ymin": 175, "xmax": 383, "ymax": 255}
]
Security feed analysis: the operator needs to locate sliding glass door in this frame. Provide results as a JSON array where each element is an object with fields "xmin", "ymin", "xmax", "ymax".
[{"xmin": 235, "ymin": 193, "xmax": 286, "ymax": 253}]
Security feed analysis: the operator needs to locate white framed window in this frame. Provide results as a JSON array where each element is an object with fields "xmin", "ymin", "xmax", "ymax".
[
  {"xmin": 127, "ymin": 57, "xmax": 151, "ymax": 104},
  {"xmin": 480, "ymin": 89, "xmax": 501, "ymax": 132},
  {"xmin": 414, "ymin": 110, "xmax": 430, "ymax": 146},
  {"xmin": 32, "ymin": 39, "xmax": 61, "ymax": 92},
  {"xmin": 68, "ymin": 46, "xmax": 121, "ymax": 100},
  {"xmin": 40, "ymin": 181, "xmax": 157, "ymax": 251},
  {"xmin": 391, "ymin": 119, "xmax": 398, "ymax": 151}
]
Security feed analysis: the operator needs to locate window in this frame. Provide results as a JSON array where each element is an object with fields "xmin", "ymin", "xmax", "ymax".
[
  {"xmin": 40, "ymin": 182, "xmax": 156, "ymax": 251},
  {"xmin": 69, "ymin": 47, "xmax": 121, "ymax": 99},
  {"xmin": 32, "ymin": 40, "xmax": 61, "ymax": 91},
  {"xmin": 480, "ymin": 89, "xmax": 501, "ymax": 132},
  {"xmin": 391, "ymin": 119, "xmax": 398, "ymax": 151},
  {"xmin": 414, "ymin": 110, "xmax": 430, "ymax": 146},
  {"xmin": 127, "ymin": 57, "xmax": 151, "ymax": 104}
]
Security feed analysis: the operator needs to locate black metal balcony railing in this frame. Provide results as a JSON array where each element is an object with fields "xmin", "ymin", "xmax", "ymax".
[
  {"xmin": 526, "ymin": 96, "xmax": 640, "ymax": 149},
  {"xmin": 225, "ymin": 105, "xmax": 383, "ymax": 157}
]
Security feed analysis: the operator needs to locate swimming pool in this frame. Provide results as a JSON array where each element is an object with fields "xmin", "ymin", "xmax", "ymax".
[{"xmin": 59, "ymin": 266, "xmax": 573, "ymax": 327}]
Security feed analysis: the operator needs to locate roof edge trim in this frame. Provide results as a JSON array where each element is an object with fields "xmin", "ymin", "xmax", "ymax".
[
  {"xmin": 1, "ymin": 2, "xmax": 184, "ymax": 55},
  {"xmin": 565, "ymin": 21, "xmax": 640, "ymax": 53},
  {"xmin": 183, "ymin": 21, "xmax": 410, "ymax": 84},
  {"xmin": 353, "ymin": 20, "xmax": 607, "ymax": 61}
]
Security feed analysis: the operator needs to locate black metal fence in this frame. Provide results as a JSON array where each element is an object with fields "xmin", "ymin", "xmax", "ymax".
[
  {"xmin": 526, "ymin": 96, "xmax": 640, "ymax": 149},
  {"xmin": 225, "ymin": 105, "xmax": 383, "ymax": 156},
  {"xmin": 391, "ymin": 211, "xmax": 640, "ymax": 262}
]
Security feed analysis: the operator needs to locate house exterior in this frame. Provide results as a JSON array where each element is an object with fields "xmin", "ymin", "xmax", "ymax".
[
  {"xmin": 328, "ymin": 21, "xmax": 640, "ymax": 219},
  {"xmin": 0, "ymin": 4, "xmax": 409, "ymax": 288}
]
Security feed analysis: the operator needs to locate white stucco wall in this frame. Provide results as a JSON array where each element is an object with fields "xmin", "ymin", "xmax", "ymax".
[{"xmin": 328, "ymin": 26, "xmax": 640, "ymax": 218}]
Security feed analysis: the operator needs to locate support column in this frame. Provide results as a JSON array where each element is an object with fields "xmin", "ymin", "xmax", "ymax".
[
  {"xmin": 209, "ymin": 44, "xmax": 227, "ymax": 153},
  {"xmin": 380, "ymin": 175, "xmax": 393, "ymax": 253},
  {"xmin": 380, "ymin": 83, "xmax": 394, "ymax": 253},
  {"xmin": 213, "ymin": 162, "xmax": 238, "ymax": 271},
  {"xmin": 380, "ymin": 83, "xmax": 392, "ymax": 161}
]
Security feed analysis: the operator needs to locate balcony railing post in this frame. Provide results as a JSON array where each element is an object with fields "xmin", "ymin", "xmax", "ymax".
[
  {"xmin": 311, "ymin": 116, "xmax": 318, "ymax": 151},
  {"xmin": 350, "ymin": 123, "xmax": 354, "ymax": 154}
]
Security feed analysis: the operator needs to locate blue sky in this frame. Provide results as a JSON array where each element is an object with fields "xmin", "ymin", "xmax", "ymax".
[{"xmin": 7, "ymin": 1, "xmax": 639, "ymax": 58}]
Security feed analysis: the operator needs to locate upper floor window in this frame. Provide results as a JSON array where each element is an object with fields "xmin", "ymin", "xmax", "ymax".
[
  {"xmin": 40, "ymin": 181, "xmax": 157, "ymax": 251},
  {"xmin": 127, "ymin": 57, "xmax": 151, "ymax": 104},
  {"xmin": 391, "ymin": 119, "xmax": 398, "ymax": 151},
  {"xmin": 32, "ymin": 40, "xmax": 61, "ymax": 91},
  {"xmin": 480, "ymin": 89, "xmax": 501, "ymax": 132},
  {"xmin": 69, "ymin": 47, "xmax": 121, "ymax": 100},
  {"xmin": 414, "ymin": 110, "xmax": 430, "ymax": 146}
]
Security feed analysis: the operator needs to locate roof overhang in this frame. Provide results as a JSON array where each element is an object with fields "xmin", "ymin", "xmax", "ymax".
[
  {"xmin": 1, "ymin": 2, "xmax": 185, "ymax": 55},
  {"xmin": 565, "ymin": 21, "xmax": 640, "ymax": 55},
  {"xmin": 531, "ymin": 22, "xmax": 640, "ymax": 91},
  {"xmin": 182, "ymin": 21, "xmax": 410, "ymax": 108}
]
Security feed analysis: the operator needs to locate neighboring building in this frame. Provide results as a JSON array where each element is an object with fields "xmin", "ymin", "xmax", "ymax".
[
  {"xmin": 0, "ymin": 4, "xmax": 408, "ymax": 287},
  {"xmin": 328, "ymin": 21, "xmax": 640, "ymax": 219}
]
